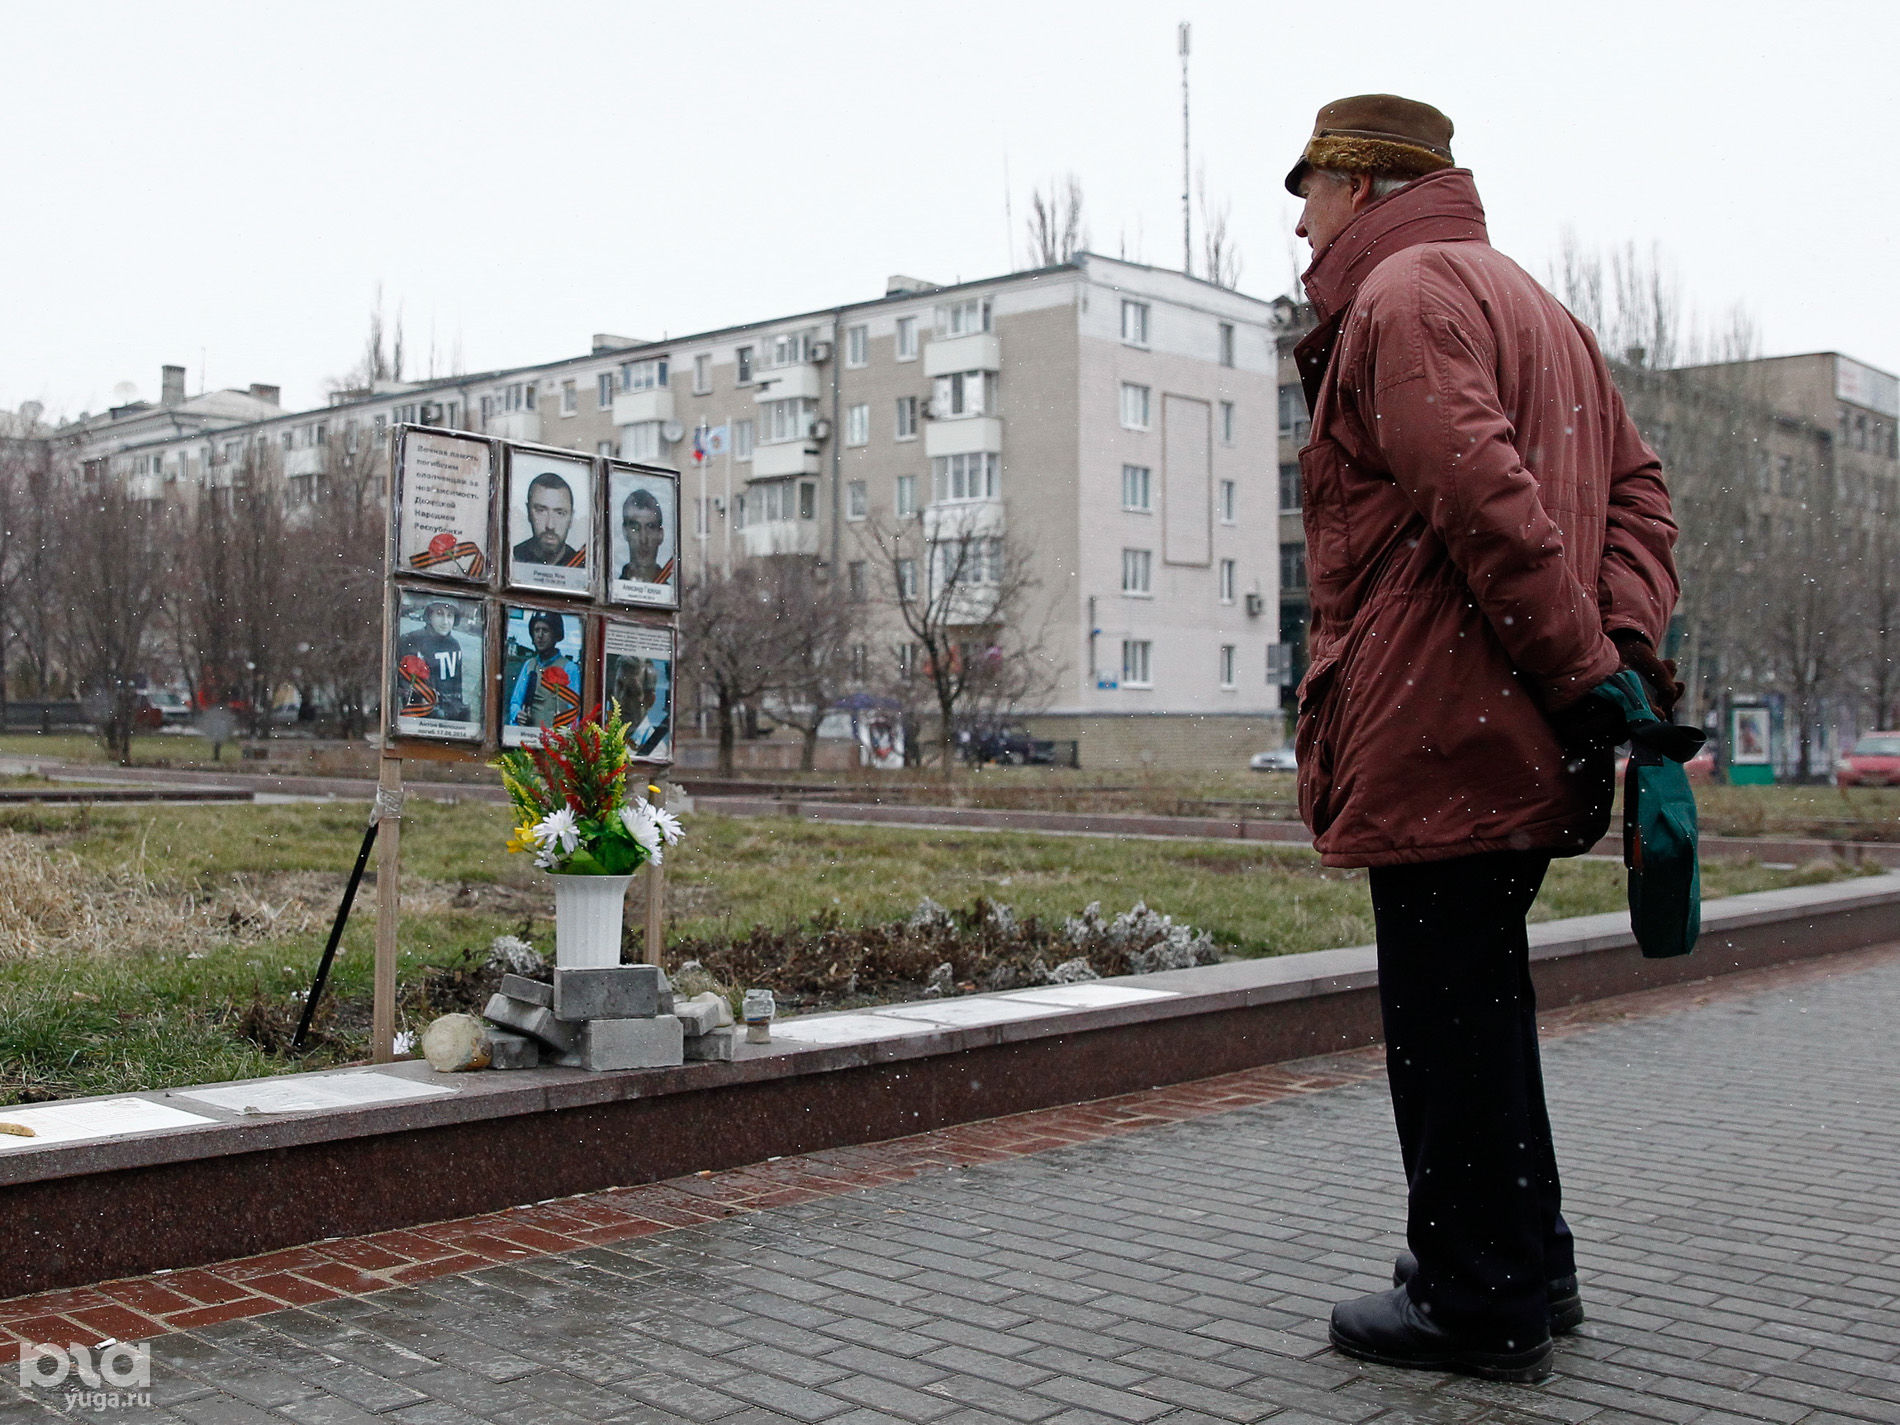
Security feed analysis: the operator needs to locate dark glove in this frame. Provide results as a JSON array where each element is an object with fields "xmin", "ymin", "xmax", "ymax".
[
  {"xmin": 1548, "ymin": 690, "xmax": 1626, "ymax": 749},
  {"xmin": 1610, "ymin": 631, "xmax": 1682, "ymax": 718}
]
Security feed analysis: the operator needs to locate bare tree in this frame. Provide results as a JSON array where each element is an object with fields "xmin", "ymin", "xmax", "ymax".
[
  {"xmin": 288, "ymin": 426, "xmax": 386, "ymax": 736},
  {"xmin": 1025, "ymin": 174, "xmax": 1088, "ymax": 268},
  {"xmin": 327, "ymin": 286, "xmax": 406, "ymax": 398},
  {"xmin": 2, "ymin": 412, "xmax": 63, "ymax": 720},
  {"xmin": 858, "ymin": 507, "xmax": 1053, "ymax": 778},
  {"xmin": 762, "ymin": 559, "xmax": 864, "ymax": 771},
  {"xmin": 1197, "ymin": 171, "xmax": 1243, "ymax": 289},
  {"xmin": 62, "ymin": 481, "xmax": 170, "ymax": 764},
  {"xmin": 679, "ymin": 563, "xmax": 794, "ymax": 774},
  {"xmin": 1861, "ymin": 515, "xmax": 1900, "ymax": 730}
]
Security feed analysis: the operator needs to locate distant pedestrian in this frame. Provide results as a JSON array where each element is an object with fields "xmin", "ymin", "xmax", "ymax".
[{"xmin": 1284, "ymin": 95, "xmax": 1682, "ymax": 1382}]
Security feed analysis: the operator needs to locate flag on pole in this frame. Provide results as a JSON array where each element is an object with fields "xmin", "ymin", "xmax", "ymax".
[{"xmin": 704, "ymin": 424, "xmax": 730, "ymax": 456}]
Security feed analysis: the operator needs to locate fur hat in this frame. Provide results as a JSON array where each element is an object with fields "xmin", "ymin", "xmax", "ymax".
[{"xmin": 1285, "ymin": 94, "xmax": 1455, "ymax": 196}]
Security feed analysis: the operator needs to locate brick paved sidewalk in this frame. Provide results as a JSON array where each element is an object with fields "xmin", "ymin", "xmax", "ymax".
[{"xmin": 3, "ymin": 949, "xmax": 1896, "ymax": 1424}]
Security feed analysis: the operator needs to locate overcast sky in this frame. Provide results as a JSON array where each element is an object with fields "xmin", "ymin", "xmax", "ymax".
[{"xmin": 5, "ymin": 0, "xmax": 1892, "ymax": 419}]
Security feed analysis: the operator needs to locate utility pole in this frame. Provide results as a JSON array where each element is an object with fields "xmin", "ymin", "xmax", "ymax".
[{"xmin": 1179, "ymin": 21, "xmax": 1192, "ymax": 276}]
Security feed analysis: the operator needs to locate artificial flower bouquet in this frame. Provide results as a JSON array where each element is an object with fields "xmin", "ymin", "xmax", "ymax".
[{"xmin": 497, "ymin": 704, "xmax": 683, "ymax": 875}]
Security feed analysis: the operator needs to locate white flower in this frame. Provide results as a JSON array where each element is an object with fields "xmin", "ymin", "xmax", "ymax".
[
  {"xmin": 651, "ymin": 806, "xmax": 684, "ymax": 845},
  {"xmin": 620, "ymin": 803, "xmax": 663, "ymax": 864},
  {"xmin": 532, "ymin": 807, "xmax": 580, "ymax": 858}
]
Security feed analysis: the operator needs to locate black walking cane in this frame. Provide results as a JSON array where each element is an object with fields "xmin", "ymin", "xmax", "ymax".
[{"xmin": 291, "ymin": 812, "xmax": 380, "ymax": 1051}]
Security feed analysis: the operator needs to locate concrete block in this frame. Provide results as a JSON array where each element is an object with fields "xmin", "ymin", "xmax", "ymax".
[
  {"xmin": 554, "ymin": 965, "xmax": 663, "ymax": 1022},
  {"xmin": 482, "ymin": 993, "xmax": 582, "ymax": 1054},
  {"xmin": 674, "ymin": 999, "xmax": 726, "ymax": 1037},
  {"xmin": 684, "ymin": 1026, "xmax": 737, "ymax": 1062},
  {"xmin": 485, "ymin": 1029, "xmax": 540, "ymax": 1070},
  {"xmin": 499, "ymin": 974, "xmax": 552, "ymax": 1007},
  {"xmin": 682, "ymin": 990, "xmax": 735, "ymax": 1030},
  {"xmin": 581, "ymin": 1015, "xmax": 683, "ymax": 1071}
]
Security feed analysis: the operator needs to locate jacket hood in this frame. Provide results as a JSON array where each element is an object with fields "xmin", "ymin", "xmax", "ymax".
[{"xmin": 1300, "ymin": 168, "xmax": 1489, "ymax": 322}]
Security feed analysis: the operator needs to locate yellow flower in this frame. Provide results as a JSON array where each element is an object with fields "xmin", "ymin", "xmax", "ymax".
[
  {"xmin": 505, "ymin": 822, "xmax": 538, "ymax": 854},
  {"xmin": 647, "ymin": 784, "xmax": 662, "ymax": 796}
]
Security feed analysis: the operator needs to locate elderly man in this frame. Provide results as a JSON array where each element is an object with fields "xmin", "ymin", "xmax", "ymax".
[{"xmin": 1284, "ymin": 96, "xmax": 1680, "ymax": 1382}]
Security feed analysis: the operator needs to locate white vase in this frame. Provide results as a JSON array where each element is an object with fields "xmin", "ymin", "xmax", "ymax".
[{"xmin": 552, "ymin": 873, "xmax": 633, "ymax": 969}]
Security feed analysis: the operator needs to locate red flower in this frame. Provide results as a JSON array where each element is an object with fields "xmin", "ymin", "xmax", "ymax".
[{"xmin": 428, "ymin": 531, "xmax": 456, "ymax": 557}]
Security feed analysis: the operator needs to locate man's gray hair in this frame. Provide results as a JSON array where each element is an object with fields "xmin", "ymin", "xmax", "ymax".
[{"xmin": 1313, "ymin": 168, "xmax": 1413, "ymax": 199}]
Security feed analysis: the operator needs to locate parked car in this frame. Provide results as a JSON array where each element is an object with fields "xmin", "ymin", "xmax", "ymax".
[
  {"xmin": 1835, "ymin": 732, "xmax": 1900, "ymax": 788},
  {"xmin": 959, "ymin": 723, "xmax": 1057, "ymax": 766},
  {"xmin": 1250, "ymin": 747, "xmax": 1298, "ymax": 772}
]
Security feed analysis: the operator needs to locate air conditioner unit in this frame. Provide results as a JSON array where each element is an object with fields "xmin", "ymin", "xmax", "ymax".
[
  {"xmin": 1244, "ymin": 591, "xmax": 1265, "ymax": 616},
  {"xmin": 809, "ymin": 341, "xmax": 833, "ymax": 363},
  {"xmin": 420, "ymin": 402, "xmax": 443, "ymax": 423},
  {"xmin": 809, "ymin": 418, "xmax": 833, "ymax": 441}
]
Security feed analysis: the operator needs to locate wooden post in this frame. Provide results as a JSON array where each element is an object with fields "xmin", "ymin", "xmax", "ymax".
[
  {"xmin": 642, "ymin": 781, "xmax": 664, "ymax": 965},
  {"xmin": 371, "ymin": 754, "xmax": 404, "ymax": 1062}
]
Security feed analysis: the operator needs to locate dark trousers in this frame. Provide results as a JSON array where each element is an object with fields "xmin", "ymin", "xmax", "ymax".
[{"xmin": 1368, "ymin": 850, "xmax": 1574, "ymax": 1342}]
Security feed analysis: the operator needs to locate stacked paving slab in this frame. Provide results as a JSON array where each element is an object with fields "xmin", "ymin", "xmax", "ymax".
[{"xmin": 481, "ymin": 967, "xmax": 737, "ymax": 1072}]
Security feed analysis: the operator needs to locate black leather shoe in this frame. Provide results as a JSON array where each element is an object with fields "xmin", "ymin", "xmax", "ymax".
[
  {"xmin": 1392, "ymin": 1250, "xmax": 1585, "ymax": 1334},
  {"xmin": 1330, "ymin": 1286, "xmax": 1552, "ymax": 1383}
]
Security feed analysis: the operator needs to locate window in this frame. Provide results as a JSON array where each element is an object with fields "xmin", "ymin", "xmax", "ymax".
[
  {"xmin": 847, "ymin": 561, "xmax": 867, "ymax": 600},
  {"xmin": 931, "ymin": 451, "xmax": 999, "ymax": 503},
  {"xmin": 1278, "ymin": 384, "xmax": 1309, "ymax": 439},
  {"xmin": 623, "ymin": 357, "xmax": 668, "ymax": 391},
  {"xmin": 1219, "ymin": 559, "xmax": 1236, "ymax": 604},
  {"xmin": 846, "ymin": 324, "xmax": 868, "ymax": 367},
  {"xmin": 895, "ymin": 473, "xmax": 918, "ymax": 517},
  {"xmin": 897, "ymin": 558, "xmax": 918, "ymax": 600},
  {"xmin": 761, "ymin": 397, "xmax": 817, "ymax": 443},
  {"xmin": 560, "ymin": 380, "xmax": 577, "ymax": 416},
  {"xmin": 597, "ymin": 440, "xmax": 614, "ymax": 458},
  {"xmin": 1220, "ymin": 400, "xmax": 1235, "ymax": 443},
  {"xmin": 1122, "ymin": 464, "xmax": 1152, "ymax": 512},
  {"xmin": 1279, "ymin": 463, "xmax": 1302, "ymax": 512},
  {"xmin": 1121, "ymin": 300, "xmax": 1150, "ymax": 346},
  {"xmin": 693, "ymin": 354, "xmax": 711, "ymax": 394},
  {"xmin": 932, "ymin": 370, "xmax": 994, "ymax": 418},
  {"xmin": 897, "ymin": 641, "xmax": 919, "ymax": 678},
  {"xmin": 622, "ymin": 422, "xmax": 663, "ymax": 462},
  {"xmin": 598, "ymin": 372, "xmax": 615, "ymax": 408},
  {"xmin": 932, "ymin": 536, "xmax": 1003, "ymax": 588},
  {"xmin": 936, "ymin": 298, "xmax": 991, "ymax": 336},
  {"xmin": 733, "ymin": 494, "xmax": 747, "ymax": 529},
  {"xmin": 1121, "ymin": 547, "xmax": 1153, "ymax": 596},
  {"xmin": 799, "ymin": 482, "xmax": 817, "ymax": 520},
  {"xmin": 895, "ymin": 395, "xmax": 918, "ymax": 440},
  {"xmin": 735, "ymin": 345, "xmax": 754, "ymax": 384},
  {"xmin": 733, "ymin": 419, "xmax": 755, "ymax": 460},
  {"xmin": 1219, "ymin": 321, "xmax": 1236, "ymax": 368},
  {"xmin": 751, "ymin": 479, "xmax": 797, "ymax": 523},
  {"xmin": 895, "ymin": 315, "xmax": 918, "ymax": 360},
  {"xmin": 846, "ymin": 403, "xmax": 870, "ymax": 446},
  {"xmin": 1219, "ymin": 644, "xmax": 1236, "ymax": 688},
  {"xmin": 280, "ymin": 429, "xmax": 293, "ymax": 450},
  {"xmin": 846, "ymin": 480, "xmax": 868, "ymax": 520},
  {"xmin": 1219, "ymin": 479, "xmax": 1237, "ymax": 524},
  {"xmin": 1121, "ymin": 383, "xmax": 1151, "ymax": 430},
  {"xmin": 771, "ymin": 330, "xmax": 814, "ymax": 367},
  {"xmin": 1121, "ymin": 640, "xmax": 1152, "ymax": 687},
  {"xmin": 1280, "ymin": 542, "xmax": 1308, "ymax": 592}
]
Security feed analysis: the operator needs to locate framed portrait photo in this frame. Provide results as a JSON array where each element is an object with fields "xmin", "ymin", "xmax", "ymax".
[
  {"xmin": 505, "ymin": 447, "xmax": 594, "ymax": 597},
  {"xmin": 500, "ymin": 603, "xmax": 587, "ymax": 748},
  {"xmin": 604, "ymin": 463, "xmax": 680, "ymax": 609},
  {"xmin": 394, "ymin": 428, "xmax": 495, "ymax": 583},
  {"xmin": 389, "ymin": 589, "xmax": 487, "ymax": 743},
  {"xmin": 601, "ymin": 619, "xmax": 674, "ymax": 764}
]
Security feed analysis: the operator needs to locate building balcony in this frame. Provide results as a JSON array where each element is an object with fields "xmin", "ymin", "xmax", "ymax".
[
  {"xmin": 924, "ymin": 332, "xmax": 1000, "ymax": 377},
  {"xmin": 740, "ymin": 519, "xmax": 821, "ymax": 559},
  {"xmin": 284, "ymin": 447, "xmax": 323, "ymax": 478},
  {"xmin": 922, "ymin": 499, "xmax": 1005, "ymax": 541},
  {"xmin": 923, "ymin": 416, "xmax": 1001, "ymax": 458},
  {"xmin": 754, "ymin": 364, "xmax": 823, "ymax": 402},
  {"xmin": 487, "ymin": 411, "xmax": 541, "ymax": 442},
  {"xmin": 750, "ymin": 441, "xmax": 822, "ymax": 478},
  {"xmin": 613, "ymin": 389, "xmax": 675, "ymax": 426}
]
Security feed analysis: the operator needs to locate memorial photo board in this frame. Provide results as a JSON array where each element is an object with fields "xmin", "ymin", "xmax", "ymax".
[
  {"xmin": 390, "ymin": 589, "xmax": 487, "ymax": 743},
  {"xmin": 500, "ymin": 603, "xmax": 587, "ymax": 748},
  {"xmin": 601, "ymin": 618, "xmax": 674, "ymax": 763},
  {"xmin": 506, "ymin": 447, "xmax": 594, "ymax": 597},
  {"xmin": 394, "ymin": 429, "xmax": 494, "ymax": 583},
  {"xmin": 605, "ymin": 463, "xmax": 680, "ymax": 609}
]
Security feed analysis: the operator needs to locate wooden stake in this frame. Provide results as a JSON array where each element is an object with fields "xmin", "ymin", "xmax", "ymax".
[
  {"xmin": 371, "ymin": 754, "xmax": 404, "ymax": 1062},
  {"xmin": 642, "ymin": 782, "xmax": 665, "ymax": 965}
]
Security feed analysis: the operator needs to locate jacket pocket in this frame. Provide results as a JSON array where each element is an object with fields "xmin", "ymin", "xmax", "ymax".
[{"xmin": 1298, "ymin": 439, "xmax": 1353, "ymax": 589}]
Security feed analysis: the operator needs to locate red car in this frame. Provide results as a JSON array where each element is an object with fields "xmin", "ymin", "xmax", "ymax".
[{"xmin": 1835, "ymin": 732, "xmax": 1900, "ymax": 788}]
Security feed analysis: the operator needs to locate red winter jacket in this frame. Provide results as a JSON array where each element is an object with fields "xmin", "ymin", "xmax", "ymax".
[{"xmin": 1292, "ymin": 169, "xmax": 1678, "ymax": 867}]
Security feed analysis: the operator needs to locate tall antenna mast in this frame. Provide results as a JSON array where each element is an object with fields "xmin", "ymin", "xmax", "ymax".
[{"xmin": 1179, "ymin": 20, "xmax": 1192, "ymax": 276}]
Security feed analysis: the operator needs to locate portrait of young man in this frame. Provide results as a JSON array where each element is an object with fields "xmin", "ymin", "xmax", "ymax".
[
  {"xmin": 391, "ymin": 591, "xmax": 485, "ymax": 742},
  {"xmin": 501, "ymin": 605, "xmax": 584, "ymax": 747},
  {"xmin": 1283, "ymin": 94, "xmax": 1680, "ymax": 1384},
  {"xmin": 507, "ymin": 451, "xmax": 593, "ymax": 596},
  {"xmin": 607, "ymin": 466, "xmax": 679, "ymax": 608}
]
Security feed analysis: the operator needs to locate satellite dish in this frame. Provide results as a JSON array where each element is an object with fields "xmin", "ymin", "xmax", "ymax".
[{"xmin": 661, "ymin": 420, "xmax": 685, "ymax": 444}]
